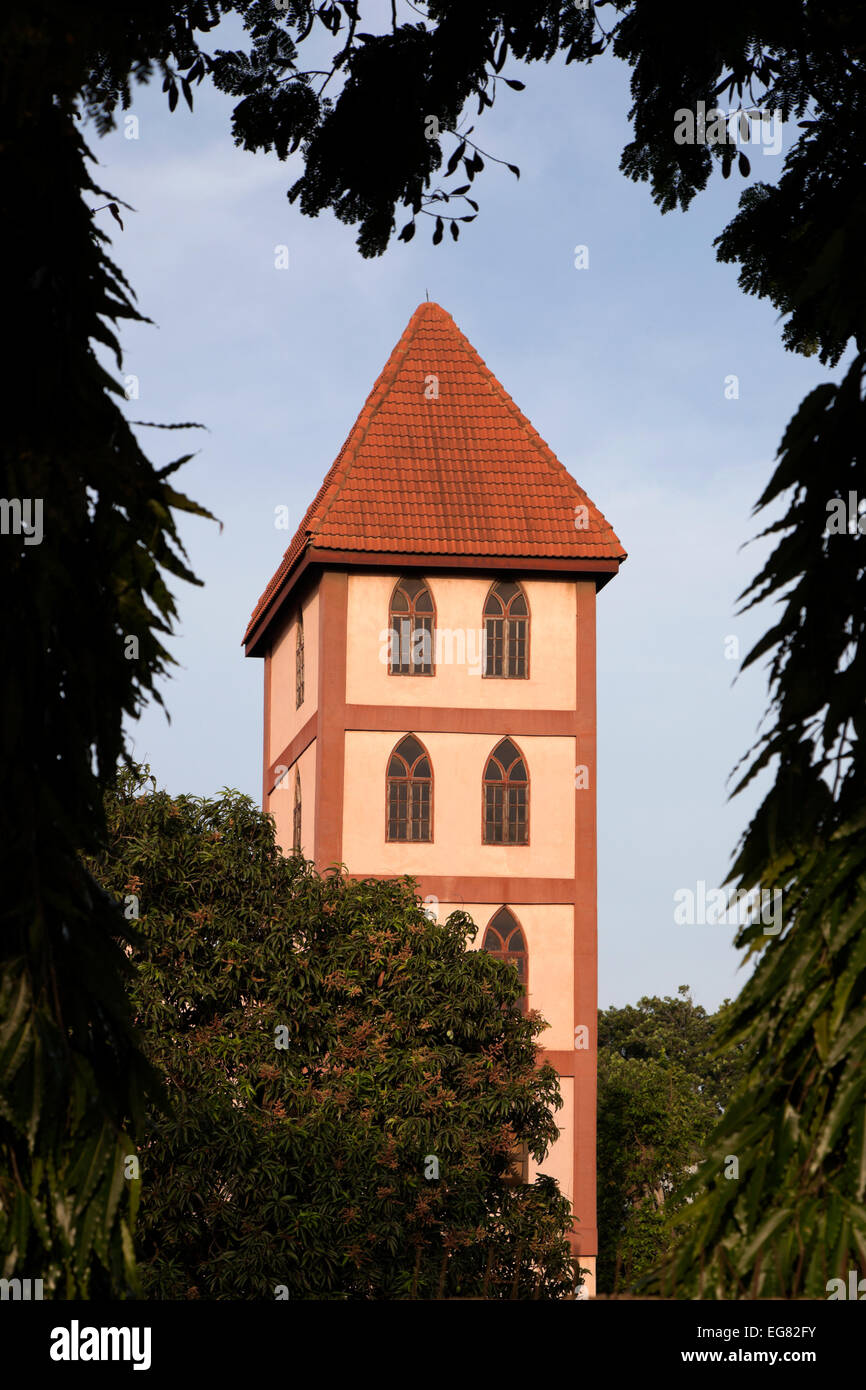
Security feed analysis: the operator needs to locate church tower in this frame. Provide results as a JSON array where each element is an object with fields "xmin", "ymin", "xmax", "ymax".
[{"xmin": 243, "ymin": 303, "xmax": 625, "ymax": 1293}]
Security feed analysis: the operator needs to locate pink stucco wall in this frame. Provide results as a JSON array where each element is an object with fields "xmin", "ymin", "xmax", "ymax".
[
  {"xmin": 341, "ymin": 731, "xmax": 576, "ymax": 878},
  {"xmin": 345, "ymin": 573, "xmax": 576, "ymax": 709},
  {"xmin": 269, "ymin": 584, "xmax": 320, "ymax": 759}
]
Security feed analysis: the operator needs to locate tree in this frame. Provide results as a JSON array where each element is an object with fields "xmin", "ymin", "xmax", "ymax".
[
  {"xmin": 86, "ymin": 769, "xmax": 575, "ymax": 1300},
  {"xmin": 0, "ymin": 3, "xmax": 221, "ymax": 1294},
  {"xmin": 596, "ymin": 989, "xmax": 745, "ymax": 1293}
]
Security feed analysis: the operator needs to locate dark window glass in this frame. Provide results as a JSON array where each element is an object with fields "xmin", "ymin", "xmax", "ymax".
[
  {"xmin": 482, "ymin": 908, "xmax": 528, "ymax": 1016},
  {"xmin": 292, "ymin": 772, "xmax": 302, "ymax": 854},
  {"xmin": 296, "ymin": 614, "xmax": 305, "ymax": 708},
  {"xmin": 386, "ymin": 735, "xmax": 432, "ymax": 841},
  {"xmin": 483, "ymin": 582, "xmax": 529, "ymax": 678},
  {"xmin": 389, "ymin": 578, "xmax": 435, "ymax": 675},
  {"xmin": 399, "ymin": 735, "xmax": 424, "ymax": 764},
  {"xmin": 483, "ymin": 740, "xmax": 529, "ymax": 844}
]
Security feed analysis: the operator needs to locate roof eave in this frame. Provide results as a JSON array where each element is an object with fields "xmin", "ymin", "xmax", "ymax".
[{"xmin": 243, "ymin": 546, "xmax": 626, "ymax": 658}]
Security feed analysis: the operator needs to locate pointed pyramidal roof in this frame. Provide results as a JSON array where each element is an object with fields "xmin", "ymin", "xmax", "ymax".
[{"xmin": 244, "ymin": 302, "xmax": 625, "ymax": 651}]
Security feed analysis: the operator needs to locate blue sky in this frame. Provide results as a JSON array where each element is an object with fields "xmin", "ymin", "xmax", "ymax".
[{"xmin": 89, "ymin": 10, "xmax": 836, "ymax": 1013}]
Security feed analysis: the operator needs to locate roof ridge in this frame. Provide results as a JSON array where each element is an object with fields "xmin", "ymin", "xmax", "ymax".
[
  {"xmin": 306, "ymin": 303, "xmax": 429, "ymax": 538},
  {"xmin": 443, "ymin": 316, "xmax": 596, "ymax": 505}
]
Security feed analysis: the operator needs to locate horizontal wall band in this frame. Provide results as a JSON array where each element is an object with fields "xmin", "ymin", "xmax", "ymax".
[
  {"xmin": 344, "ymin": 704, "xmax": 589, "ymax": 735},
  {"xmin": 266, "ymin": 712, "xmax": 317, "ymax": 796},
  {"xmin": 357, "ymin": 873, "xmax": 576, "ymax": 903},
  {"xmin": 540, "ymin": 1050, "xmax": 579, "ymax": 1073}
]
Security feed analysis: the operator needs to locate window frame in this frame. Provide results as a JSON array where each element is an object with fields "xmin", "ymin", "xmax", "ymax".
[
  {"xmin": 482, "ymin": 738, "xmax": 530, "ymax": 846},
  {"xmin": 482, "ymin": 907, "xmax": 529, "ymax": 1016},
  {"xmin": 502, "ymin": 1140, "xmax": 530, "ymax": 1187},
  {"xmin": 482, "ymin": 905, "xmax": 530, "ymax": 1185},
  {"xmin": 388, "ymin": 576, "xmax": 436, "ymax": 677},
  {"xmin": 292, "ymin": 769, "xmax": 302, "ymax": 854},
  {"xmin": 385, "ymin": 734, "xmax": 434, "ymax": 842},
  {"xmin": 295, "ymin": 611, "xmax": 305, "ymax": 709},
  {"xmin": 482, "ymin": 580, "xmax": 530, "ymax": 680}
]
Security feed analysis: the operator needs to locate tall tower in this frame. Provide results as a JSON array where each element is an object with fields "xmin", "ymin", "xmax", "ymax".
[{"xmin": 243, "ymin": 303, "xmax": 625, "ymax": 1292}]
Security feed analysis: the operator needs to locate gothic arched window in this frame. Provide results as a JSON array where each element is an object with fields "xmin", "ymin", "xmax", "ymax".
[
  {"xmin": 387, "ymin": 735, "xmax": 433, "ymax": 841},
  {"xmin": 389, "ymin": 576, "xmax": 435, "ymax": 675},
  {"xmin": 483, "ymin": 581, "xmax": 529, "ymax": 678},
  {"xmin": 483, "ymin": 739, "xmax": 529, "ymax": 845},
  {"xmin": 292, "ymin": 770, "xmax": 302, "ymax": 854},
  {"xmin": 296, "ymin": 612, "xmax": 305, "ymax": 708},
  {"xmin": 482, "ymin": 907, "xmax": 528, "ymax": 1015},
  {"xmin": 483, "ymin": 906, "xmax": 530, "ymax": 1185}
]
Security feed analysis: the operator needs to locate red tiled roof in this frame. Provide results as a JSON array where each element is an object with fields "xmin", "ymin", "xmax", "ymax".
[{"xmin": 244, "ymin": 302, "xmax": 625, "ymax": 646}]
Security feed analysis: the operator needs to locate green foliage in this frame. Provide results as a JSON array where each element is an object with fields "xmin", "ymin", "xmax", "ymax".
[
  {"xmin": 1, "ymin": 4, "xmax": 216, "ymax": 1295},
  {"xmin": 87, "ymin": 769, "xmax": 574, "ymax": 1299},
  {"xmin": 610, "ymin": 3, "xmax": 866, "ymax": 1297},
  {"xmin": 651, "ymin": 356, "xmax": 866, "ymax": 1297},
  {"xmin": 596, "ymin": 989, "xmax": 746, "ymax": 1292}
]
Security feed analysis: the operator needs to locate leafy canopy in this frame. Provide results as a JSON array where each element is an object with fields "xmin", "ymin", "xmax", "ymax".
[
  {"xmin": 596, "ymin": 989, "xmax": 747, "ymax": 1293},
  {"xmin": 88, "ymin": 769, "xmax": 575, "ymax": 1300}
]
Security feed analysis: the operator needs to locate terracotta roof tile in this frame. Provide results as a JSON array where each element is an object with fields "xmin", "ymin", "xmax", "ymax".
[{"xmin": 244, "ymin": 302, "xmax": 625, "ymax": 645}]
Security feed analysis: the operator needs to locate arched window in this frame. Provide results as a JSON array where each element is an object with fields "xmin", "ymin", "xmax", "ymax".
[
  {"xmin": 292, "ymin": 770, "xmax": 302, "ymax": 854},
  {"xmin": 296, "ymin": 612, "xmax": 305, "ymax": 708},
  {"xmin": 483, "ymin": 906, "xmax": 530, "ymax": 1185},
  {"xmin": 387, "ymin": 735, "xmax": 432, "ymax": 841},
  {"xmin": 483, "ymin": 739, "xmax": 529, "ymax": 844},
  {"xmin": 482, "ymin": 907, "xmax": 528, "ymax": 1015},
  {"xmin": 483, "ymin": 581, "xmax": 529, "ymax": 678},
  {"xmin": 389, "ymin": 576, "xmax": 435, "ymax": 675}
]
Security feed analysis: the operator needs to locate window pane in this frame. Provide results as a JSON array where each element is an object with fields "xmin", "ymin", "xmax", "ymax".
[
  {"xmin": 388, "ymin": 781, "xmax": 409, "ymax": 840},
  {"xmin": 497, "ymin": 739, "xmax": 519, "ymax": 767},
  {"xmin": 495, "ymin": 581, "xmax": 520, "ymax": 605},
  {"xmin": 485, "ymin": 617, "xmax": 503, "ymax": 675},
  {"xmin": 391, "ymin": 588, "xmax": 409, "ymax": 612},
  {"xmin": 510, "ymin": 593, "xmax": 528, "ymax": 616},
  {"xmin": 397, "ymin": 735, "xmax": 424, "ymax": 765},
  {"xmin": 507, "ymin": 618, "xmax": 527, "ymax": 677},
  {"xmin": 413, "ymin": 617, "xmax": 433, "ymax": 674},
  {"xmin": 415, "ymin": 588, "xmax": 434, "ymax": 613},
  {"xmin": 411, "ymin": 782, "xmax": 431, "ymax": 840},
  {"xmin": 391, "ymin": 618, "xmax": 411, "ymax": 673},
  {"xmin": 484, "ymin": 589, "xmax": 504, "ymax": 616},
  {"xmin": 387, "ymin": 756, "xmax": 406, "ymax": 778},
  {"xmin": 510, "ymin": 760, "xmax": 527, "ymax": 782},
  {"xmin": 414, "ymin": 757, "xmax": 431, "ymax": 779},
  {"xmin": 293, "ymin": 775, "xmax": 302, "ymax": 853},
  {"xmin": 490, "ymin": 907, "xmax": 518, "ymax": 935},
  {"xmin": 484, "ymin": 784, "xmax": 504, "ymax": 842},
  {"xmin": 296, "ymin": 619, "xmax": 305, "ymax": 707},
  {"xmin": 506, "ymin": 786, "xmax": 528, "ymax": 843}
]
